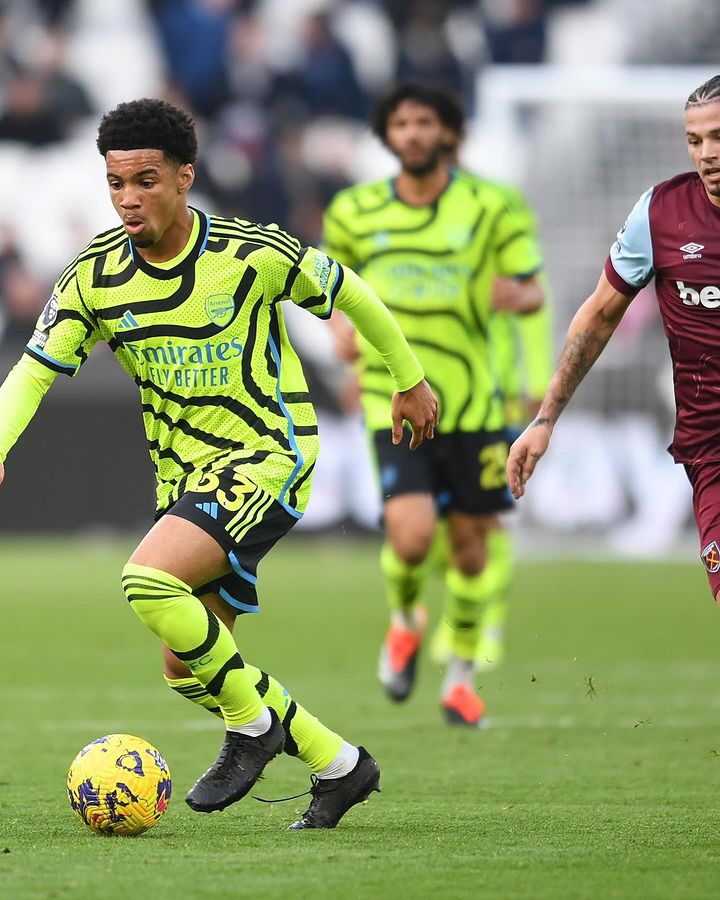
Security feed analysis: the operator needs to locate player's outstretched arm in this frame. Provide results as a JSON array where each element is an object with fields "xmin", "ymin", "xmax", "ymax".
[
  {"xmin": 0, "ymin": 355, "xmax": 58, "ymax": 484},
  {"xmin": 333, "ymin": 265, "xmax": 438, "ymax": 448},
  {"xmin": 507, "ymin": 271, "xmax": 634, "ymax": 498}
]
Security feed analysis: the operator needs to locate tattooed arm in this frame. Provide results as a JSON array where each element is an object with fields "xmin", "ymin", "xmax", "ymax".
[{"xmin": 506, "ymin": 271, "xmax": 635, "ymax": 498}]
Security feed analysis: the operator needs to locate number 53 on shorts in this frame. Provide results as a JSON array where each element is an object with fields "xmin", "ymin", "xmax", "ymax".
[{"xmin": 194, "ymin": 466, "xmax": 260, "ymax": 513}]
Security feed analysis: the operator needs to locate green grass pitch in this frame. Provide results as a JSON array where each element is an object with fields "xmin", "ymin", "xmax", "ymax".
[{"xmin": 2, "ymin": 535, "xmax": 720, "ymax": 899}]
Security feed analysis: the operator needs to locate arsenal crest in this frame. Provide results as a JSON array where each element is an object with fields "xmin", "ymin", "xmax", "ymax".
[
  {"xmin": 701, "ymin": 540, "xmax": 720, "ymax": 573},
  {"xmin": 205, "ymin": 294, "xmax": 235, "ymax": 328}
]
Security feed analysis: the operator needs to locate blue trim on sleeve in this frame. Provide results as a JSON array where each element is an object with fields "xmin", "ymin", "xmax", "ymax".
[
  {"xmin": 228, "ymin": 551, "xmax": 258, "ymax": 585},
  {"xmin": 609, "ymin": 187, "xmax": 654, "ymax": 288},
  {"xmin": 268, "ymin": 333, "xmax": 304, "ymax": 516},
  {"xmin": 314, "ymin": 261, "xmax": 344, "ymax": 320},
  {"xmin": 218, "ymin": 587, "xmax": 260, "ymax": 613},
  {"xmin": 25, "ymin": 345, "xmax": 77, "ymax": 372},
  {"xmin": 328, "ymin": 263, "xmax": 341, "ymax": 300},
  {"xmin": 316, "ymin": 267, "xmax": 339, "ymax": 320}
]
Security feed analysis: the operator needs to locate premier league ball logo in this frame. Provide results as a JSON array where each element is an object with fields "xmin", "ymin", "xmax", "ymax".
[{"xmin": 40, "ymin": 293, "xmax": 59, "ymax": 329}]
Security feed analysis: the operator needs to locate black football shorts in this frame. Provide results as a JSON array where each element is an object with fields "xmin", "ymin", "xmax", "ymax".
[
  {"xmin": 371, "ymin": 428, "xmax": 514, "ymax": 516},
  {"xmin": 156, "ymin": 463, "xmax": 298, "ymax": 614}
]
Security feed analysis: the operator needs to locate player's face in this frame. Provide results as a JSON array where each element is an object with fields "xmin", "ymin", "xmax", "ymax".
[
  {"xmin": 105, "ymin": 149, "xmax": 194, "ymax": 247},
  {"xmin": 685, "ymin": 102, "xmax": 720, "ymax": 206},
  {"xmin": 385, "ymin": 100, "xmax": 451, "ymax": 176}
]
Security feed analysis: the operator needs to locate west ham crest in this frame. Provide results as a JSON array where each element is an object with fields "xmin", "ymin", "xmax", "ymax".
[{"xmin": 701, "ymin": 540, "xmax": 720, "ymax": 573}]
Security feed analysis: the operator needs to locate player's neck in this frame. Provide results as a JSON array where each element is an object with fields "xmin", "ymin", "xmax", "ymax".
[
  {"xmin": 135, "ymin": 206, "xmax": 195, "ymax": 264},
  {"xmin": 395, "ymin": 164, "xmax": 451, "ymax": 206},
  {"xmin": 702, "ymin": 185, "xmax": 720, "ymax": 209}
]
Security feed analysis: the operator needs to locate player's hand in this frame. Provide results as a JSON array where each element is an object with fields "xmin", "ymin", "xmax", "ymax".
[
  {"xmin": 491, "ymin": 277, "xmax": 522, "ymax": 312},
  {"xmin": 391, "ymin": 379, "xmax": 438, "ymax": 450},
  {"xmin": 506, "ymin": 419, "xmax": 552, "ymax": 499},
  {"xmin": 0, "ymin": 461, "xmax": 4, "ymax": 487}
]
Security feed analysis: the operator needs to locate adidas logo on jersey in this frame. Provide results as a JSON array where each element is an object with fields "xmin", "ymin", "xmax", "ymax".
[
  {"xmin": 116, "ymin": 310, "xmax": 141, "ymax": 330},
  {"xmin": 676, "ymin": 281, "xmax": 720, "ymax": 308}
]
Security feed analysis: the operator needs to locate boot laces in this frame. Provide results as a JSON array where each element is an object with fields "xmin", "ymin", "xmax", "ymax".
[{"xmin": 253, "ymin": 774, "xmax": 320, "ymax": 805}]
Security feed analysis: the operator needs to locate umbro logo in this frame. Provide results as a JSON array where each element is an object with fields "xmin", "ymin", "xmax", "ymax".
[
  {"xmin": 116, "ymin": 310, "xmax": 140, "ymax": 330},
  {"xmin": 680, "ymin": 242, "xmax": 704, "ymax": 259}
]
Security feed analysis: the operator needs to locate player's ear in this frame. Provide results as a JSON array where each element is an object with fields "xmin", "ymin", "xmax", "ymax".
[
  {"xmin": 440, "ymin": 124, "xmax": 455, "ymax": 148},
  {"xmin": 177, "ymin": 163, "xmax": 195, "ymax": 195}
]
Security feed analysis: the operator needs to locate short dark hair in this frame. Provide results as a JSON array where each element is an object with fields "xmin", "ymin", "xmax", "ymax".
[
  {"xmin": 370, "ymin": 82, "xmax": 464, "ymax": 144},
  {"xmin": 686, "ymin": 75, "xmax": 720, "ymax": 109},
  {"xmin": 96, "ymin": 98, "xmax": 198, "ymax": 164}
]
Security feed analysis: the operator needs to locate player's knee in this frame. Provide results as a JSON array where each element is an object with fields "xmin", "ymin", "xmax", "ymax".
[
  {"xmin": 121, "ymin": 561, "xmax": 163, "ymax": 604},
  {"xmin": 449, "ymin": 522, "xmax": 492, "ymax": 575},
  {"xmin": 450, "ymin": 537, "xmax": 486, "ymax": 576},
  {"xmin": 455, "ymin": 555, "xmax": 484, "ymax": 577},
  {"xmin": 121, "ymin": 562, "xmax": 141, "ymax": 607},
  {"xmin": 121, "ymin": 561, "xmax": 186, "ymax": 606},
  {"xmin": 384, "ymin": 495, "xmax": 436, "ymax": 564},
  {"xmin": 392, "ymin": 530, "xmax": 434, "ymax": 566},
  {"xmin": 121, "ymin": 562, "xmax": 188, "ymax": 643}
]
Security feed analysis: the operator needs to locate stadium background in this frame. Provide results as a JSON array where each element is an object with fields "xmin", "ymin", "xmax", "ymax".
[
  {"xmin": 5, "ymin": 4, "xmax": 720, "ymax": 898},
  {"xmin": 0, "ymin": 0, "xmax": 716, "ymax": 552}
]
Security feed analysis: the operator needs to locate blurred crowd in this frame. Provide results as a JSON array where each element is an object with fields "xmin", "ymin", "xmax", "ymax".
[
  {"xmin": 0, "ymin": 0, "xmax": 596, "ymax": 350},
  {"xmin": 0, "ymin": 0, "xmax": 709, "ymax": 540},
  {"xmin": 2, "ymin": 0, "xmax": 719, "ymax": 347}
]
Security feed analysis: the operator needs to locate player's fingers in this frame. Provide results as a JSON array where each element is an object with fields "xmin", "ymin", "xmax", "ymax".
[
  {"xmin": 509, "ymin": 475, "xmax": 523, "ymax": 500},
  {"xmin": 507, "ymin": 449, "xmax": 525, "ymax": 499},
  {"xmin": 520, "ymin": 451, "xmax": 540, "ymax": 489},
  {"xmin": 391, "ymin": 414, "xmax": 403, "ymax": 445},
  {"xmin": 409, "ymin": 424, "xmax": 424, "ymax": 450}
]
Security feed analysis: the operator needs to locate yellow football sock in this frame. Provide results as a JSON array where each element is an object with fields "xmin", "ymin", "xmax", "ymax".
[
  {"xmin": 444, "ymin": 567, "xmax": 489, "ymax": 661},
  {"xmin": 122, "ymin": 563, "xmax": 263, "ymax": 728},
  {"xmin": 380, "ymin": 542, "xmax": 432, "ymax": 615},
  {"xmin": 165, "ymin": 666, "xmax": 343, "ymax": 772}
]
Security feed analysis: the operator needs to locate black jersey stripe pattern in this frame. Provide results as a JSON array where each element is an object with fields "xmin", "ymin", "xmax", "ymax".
[{"xmin": 58, "ymin": 230, "xmax": 127, "ymax": 292}]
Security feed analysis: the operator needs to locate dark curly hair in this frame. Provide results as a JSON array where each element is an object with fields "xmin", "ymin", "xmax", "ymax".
[
  {"xmin": 370, "ymin": 82, "xmax": 464, "ymax": 144},
  {"xmin": 96, "ymin": 98, "xmax": 198, "ymax": 164}
]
